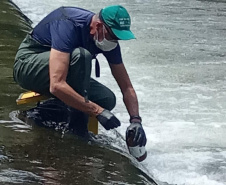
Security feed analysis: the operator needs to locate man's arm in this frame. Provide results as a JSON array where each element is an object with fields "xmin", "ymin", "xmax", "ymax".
[
  {"xmin": 109, "ymin": 63, "xmax": 140, "ymax": 119},
  {"xmin": 110, "ymin": 62, "xmax": 147, "ymax": 147},
  {"xmin": 49, "ymin": 48, "xmax": 103, "ymax": 116}
]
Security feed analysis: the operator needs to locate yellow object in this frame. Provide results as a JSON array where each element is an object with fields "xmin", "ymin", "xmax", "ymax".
[
  {"xmin": 88, "ymin": 116, "xmax": 98, "ymax": 135},
  {"xmin": 16, "ymin": 91, "xmax": 48, "ymax": 105},
  {"xmin": 16, "ymin": 91, "xmax": 98, "ymax": 134}
]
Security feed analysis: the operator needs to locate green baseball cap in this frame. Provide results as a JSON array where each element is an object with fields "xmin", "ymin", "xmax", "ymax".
[{"xmin": 100, "ymin": 5, "xmax": 135, "ymax": 40}]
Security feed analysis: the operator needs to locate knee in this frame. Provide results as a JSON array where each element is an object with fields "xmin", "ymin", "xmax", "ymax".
[
  {"xmin": 70, "ymin": 48, "xmax": 92, "ymax": 65},
  {"xmin": 68, "ymin": 48, "xmax": 92, "ymax": 93},
  {"xmin": 105, "ymin": 92, "xmax": 116, "ymax": 111}
]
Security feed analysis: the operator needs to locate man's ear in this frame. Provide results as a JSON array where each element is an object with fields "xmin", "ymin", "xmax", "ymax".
[
  {"xmin": 90, "ymin": 20, "xmax": 102, "ymax": 35},
  {"xmin": 96, "ymin": 21, "xmax": 103, "ymax": 29}
]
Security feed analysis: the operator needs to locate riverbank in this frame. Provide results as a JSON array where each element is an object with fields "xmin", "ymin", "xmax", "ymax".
[{"xmin": 0, "ymin": 0, "xmax": 32, "ymax": 119}]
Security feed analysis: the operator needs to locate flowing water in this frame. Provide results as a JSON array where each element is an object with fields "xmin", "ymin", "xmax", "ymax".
[{"xmin": 1, "ymin": 0, "xmax": 226, "ymax": 184}]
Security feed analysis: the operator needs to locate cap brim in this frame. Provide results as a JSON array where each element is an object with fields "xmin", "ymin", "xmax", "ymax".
[{"xmin": 111, "ymin": 28, "xmax": 136, "ymax": 40}]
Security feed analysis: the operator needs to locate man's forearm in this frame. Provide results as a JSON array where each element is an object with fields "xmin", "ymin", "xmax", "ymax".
[
  {"xmin": 50, "ymin": 81, "xmax": 103, "ymax": 116},
  {"xmin": 123, "ymin": 87, "xmax": 139, "ymax": 117}
]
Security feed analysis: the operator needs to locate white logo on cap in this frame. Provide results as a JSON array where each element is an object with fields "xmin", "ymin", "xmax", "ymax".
[{"xmin": 119, "ymin": 18, "xmax": 130, "ymax": 27}]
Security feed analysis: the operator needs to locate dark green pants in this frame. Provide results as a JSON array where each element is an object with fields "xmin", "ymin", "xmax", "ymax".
[{"xmin": 13, "ymin": 34, "xmax": 116, "ymax": 136}]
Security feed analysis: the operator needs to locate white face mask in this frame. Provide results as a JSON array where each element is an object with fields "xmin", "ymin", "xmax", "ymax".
[{"xmin": 94, "ymin": 25, "xmax": 118, "ymax": 51}]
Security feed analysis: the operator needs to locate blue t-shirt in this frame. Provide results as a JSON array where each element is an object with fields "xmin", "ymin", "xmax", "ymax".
[{"xmin": 31, "ymin": 6, "xmax": 122, "ymax": 64}]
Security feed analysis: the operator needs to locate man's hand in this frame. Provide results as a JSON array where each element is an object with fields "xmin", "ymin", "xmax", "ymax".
[
  {"xmin": 126, "ymin": 122, "xmax": 147, "ymax": 147},
  {"xmin": 96, "ymin": 109, "xmax": 121, "ymax": 130}
]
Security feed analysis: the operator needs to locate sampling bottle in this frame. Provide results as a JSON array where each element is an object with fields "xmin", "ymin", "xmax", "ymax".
[{"xmin": 126, "ymin": 130, "xmax": 147, "ymax": 162}]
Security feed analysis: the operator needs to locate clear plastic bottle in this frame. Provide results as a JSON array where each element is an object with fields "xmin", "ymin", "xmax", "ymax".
[{"xmin": 126, "ymin": 130, "xmax": 147, "ymax": 162}]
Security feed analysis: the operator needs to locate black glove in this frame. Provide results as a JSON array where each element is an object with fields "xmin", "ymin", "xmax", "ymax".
[
  {"xmin": 96, "ymin": 109, "xmax": 121, "ymax": 130},
  {"xmin": 126, "ymin": 122, "xmax": 147, "ymax": 147}
]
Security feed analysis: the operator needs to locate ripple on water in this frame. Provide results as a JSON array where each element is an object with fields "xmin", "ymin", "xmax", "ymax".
[
  {"xmin": 0, "ymin": 153, "xmax": 8, "ymax": 164},
  {"xmin": 0, "ymin": 169, "xmax": 44, "ymax": 184},
  {"xmin": 0, "ymin": 148, "xmax": 43, "ymax": 184}
]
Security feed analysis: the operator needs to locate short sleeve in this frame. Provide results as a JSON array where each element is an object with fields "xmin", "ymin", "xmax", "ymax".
[
  {"xmin": 103, "ymin": 44, "xmax": 123, "ymax": 64},
  {"xmin": 49, "ymin": 20, "xmax": 77, "ymax": 53}
]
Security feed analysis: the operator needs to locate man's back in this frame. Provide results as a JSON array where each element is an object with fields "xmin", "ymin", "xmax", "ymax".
[{"xmin": 31, "ymin": 7, "xmax": 94, "ymax": 53}]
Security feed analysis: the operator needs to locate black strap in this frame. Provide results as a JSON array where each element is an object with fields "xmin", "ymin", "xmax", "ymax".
[
  {"xmin": 95, "ymin": 58, "xmax": 100, "ymax": 77},
  {"xmin": 79, "ymin": 48, "xmax": 91, "ymax": 100}
]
